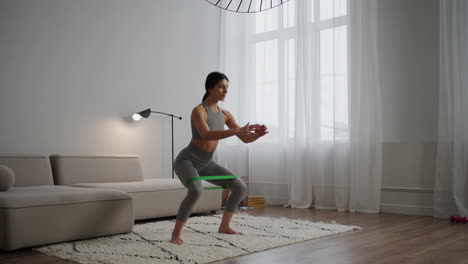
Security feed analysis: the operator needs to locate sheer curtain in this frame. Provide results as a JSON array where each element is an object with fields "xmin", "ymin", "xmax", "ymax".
[
  {"xmin": 217, "ymin": 0, "xmax": 382, "ymax": 212},
  {"xmin": 434, "ymin": 0, "xmax": 468, "ymax": 219}
]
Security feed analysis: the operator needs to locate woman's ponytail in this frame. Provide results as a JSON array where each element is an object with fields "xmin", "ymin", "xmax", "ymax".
[{"xmin": 202, "ymin": 92, "xmax": 209, "ymax": 102}]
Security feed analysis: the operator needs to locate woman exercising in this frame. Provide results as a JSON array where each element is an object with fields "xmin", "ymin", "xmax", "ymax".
[{"xmin": 170, "ymin": 72, "xmax": 268, "ymax": 245}]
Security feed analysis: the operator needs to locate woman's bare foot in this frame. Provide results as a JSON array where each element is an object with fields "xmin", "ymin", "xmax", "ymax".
[
  {"xmin": 218, "ymin": 226, "xmax": 243, "ymax": 235},
  {"xmin": 170, "ymin": 235, "xmax": 184, "ymax": 245},
  {"xmin": 170, "ymin": 219, "xmax": 186, "ymax": 245}
]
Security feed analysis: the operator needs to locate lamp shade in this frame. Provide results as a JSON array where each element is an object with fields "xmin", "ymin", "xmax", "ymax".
[
  {"xmin": 132, "ymin": 108, "xmax": 151, "ymax": 121},
  {"xmin": 138, "ymin": 108, "xmax": 152, "ymax": 118},
  {"xmin": 204, "ymin": 0, "xmax": 291, "ymax": 13}
]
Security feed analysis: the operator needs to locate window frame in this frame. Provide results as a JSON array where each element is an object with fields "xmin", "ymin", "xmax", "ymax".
[{"xmin": 249, "ymin": 0, "xmax": 350, "ymax": 142}]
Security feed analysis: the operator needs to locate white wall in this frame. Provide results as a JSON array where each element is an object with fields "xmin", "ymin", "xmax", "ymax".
[
  {"xmin": 379, "ymin": 0, "xmax": 439, "ymax": 142},
  {"xmin": 0, "ymin": 0, "xmax": 221, "ymax": 179},
  {"xmin": 378, "ymin": 0, "xmax": 439, "ymax": 215}
]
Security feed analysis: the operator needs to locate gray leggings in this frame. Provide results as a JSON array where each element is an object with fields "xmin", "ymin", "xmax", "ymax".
[{"xmin": 174, "ymin": 143, "xmax": 247, "ymax": 222}]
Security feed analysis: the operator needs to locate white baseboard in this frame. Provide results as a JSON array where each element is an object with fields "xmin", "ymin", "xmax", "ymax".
[
  {"xmin": 380, "ymin": 203, "xmax": 433, "ymax": 216},
  {"xmin": 381, "ymin": 186, "xmax": 434, "ymax": 193}
]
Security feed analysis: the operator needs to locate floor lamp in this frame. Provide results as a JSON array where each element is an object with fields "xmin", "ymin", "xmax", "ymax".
[{"xmin": 132, "ymin": 108, "xmax": 182, "ymax": 179}]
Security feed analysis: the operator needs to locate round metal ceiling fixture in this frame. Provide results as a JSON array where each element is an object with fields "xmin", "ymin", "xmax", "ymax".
[{"xmin": 204, "ymin": 0, "xmax": 292, "ymax": 13}]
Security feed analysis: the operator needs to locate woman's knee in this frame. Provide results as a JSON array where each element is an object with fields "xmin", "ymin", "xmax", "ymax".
[
  {"xmin": 230, "ymin": 178, "xmax": 246, "ymax": 195},
  {"xmin": 187, "ymin": 181, "xmax": 203, "ymax": 199}
]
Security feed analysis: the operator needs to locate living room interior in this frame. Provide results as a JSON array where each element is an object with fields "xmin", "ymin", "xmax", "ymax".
[{"xmin": 1, "ymin": 0, "xmax": 467, "ymax": 263}]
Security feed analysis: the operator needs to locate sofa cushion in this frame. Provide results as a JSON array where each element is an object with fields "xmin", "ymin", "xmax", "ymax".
[
  {"xmin": 50, "ymin": 155, "xmax": 143, "ymax": 185},
  {"xmin": 0, "ymin": 156, "xmax": 53, "ymax": 187},
  {"xmin": 0, "ymin": 185, "xmax": 131, "ymax": 209},
  {"xmin": 71, "ymin": 178, "xmax": 222, "ymax": 220},
  {"xmin": 0, "ymin": 185, "xmax": 134, "ymax": 250},
  {"xmin": 71, "ymin": 178, "xmax": 219, "ymax": 193}
]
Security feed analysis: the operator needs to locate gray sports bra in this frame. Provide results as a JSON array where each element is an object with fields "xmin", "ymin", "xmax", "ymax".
[{"xmin": 191, "ymin": 103, "xmax": 225, "ymax": 140}]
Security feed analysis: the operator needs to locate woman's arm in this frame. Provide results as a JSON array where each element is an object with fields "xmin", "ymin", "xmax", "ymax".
[{"xmin": 192, "ymin": 106, "xmax": 253, "ymax": 141}]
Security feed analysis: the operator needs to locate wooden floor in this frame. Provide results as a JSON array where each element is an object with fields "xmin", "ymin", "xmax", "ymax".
[{"xmin": 1, "ymin": 206, "xmax": 468, "ymax": 264}]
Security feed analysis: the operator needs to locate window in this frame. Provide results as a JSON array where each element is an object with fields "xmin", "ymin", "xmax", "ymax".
[{"xmin": 251, "ymin": 0, "xmax": 349, "ymax": 141}]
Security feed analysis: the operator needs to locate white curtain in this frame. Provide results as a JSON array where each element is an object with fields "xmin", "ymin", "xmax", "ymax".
[
  {"xmin": 434, "ymin": 0, "xmax": 468, "ymax": 219},
  {"xmin": 217, "ymin": 0, "xmax": 382, "ymax": 212}
]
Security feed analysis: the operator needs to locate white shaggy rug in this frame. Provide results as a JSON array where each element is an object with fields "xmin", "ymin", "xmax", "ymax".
[{"xmin": 35, "ymin": 213, "xmax": 360, "ymax": 264}]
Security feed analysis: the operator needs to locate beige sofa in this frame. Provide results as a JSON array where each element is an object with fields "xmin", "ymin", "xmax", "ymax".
[
  {"xmin": 0, "ymin": 155, "xmax": 223, "ymax": 251},
  {"xmin": 49, "ymin": 155, "xmax": 222, "ymax": 220},
  {"xmin": 0, "ymin": 156, "xmax": 134, "ymax": 251}
]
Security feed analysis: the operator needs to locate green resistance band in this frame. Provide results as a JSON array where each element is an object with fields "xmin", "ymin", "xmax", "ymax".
[{"xmin": 185, "ymin": 175, "xmax": 238, "ymax": 190}]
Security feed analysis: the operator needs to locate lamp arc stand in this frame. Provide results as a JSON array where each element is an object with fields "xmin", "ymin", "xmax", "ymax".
[
  {"xmin": 133, "ymin": 108, "xmax": 182, "ymax": 179},
  {"xmin": 151, "ymin": 111, "xmax": 182, "ymax": 179}
]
